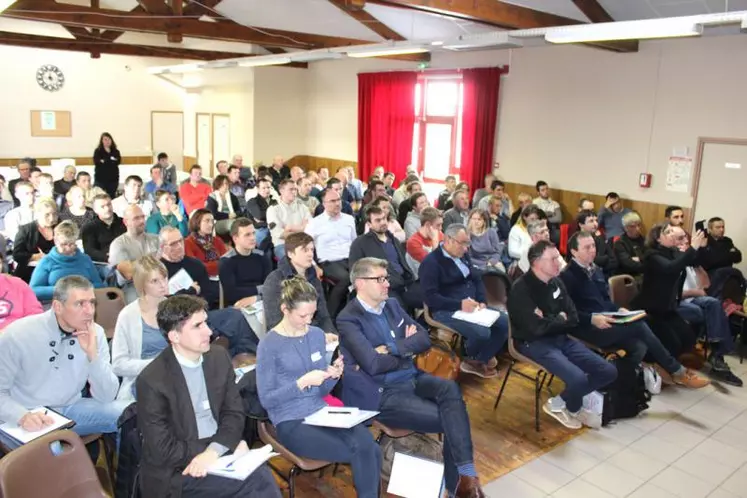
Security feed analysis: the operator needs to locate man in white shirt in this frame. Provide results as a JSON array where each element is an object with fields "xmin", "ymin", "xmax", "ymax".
[
  {"xmin": 519, "ymin": 220, "xmax": 566, "ymax": 273},
  {"xmin": 306, "ymin": 188, "xmax": 357, "ymax": 318},
  {"xmin": 266, "ymin": 179, "xmax": 310, "ymax": 260},
  {"xmin": 112, "ymin": 175, "xmax": 154, "ymax": 219},
  {"xmin": 3, "ymin": 181, "xmax": 34, "ymax": 241},
  {"xmin": 533, "ymin": 180, "xmax": 562, "ymax": 243}
]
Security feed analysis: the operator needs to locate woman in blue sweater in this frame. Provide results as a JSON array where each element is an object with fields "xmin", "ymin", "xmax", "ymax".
[
  {"xmin": 256, "ymin": 277, "xmax": 381, "ymax": 498},
  {"xmin": 29, "ymin": 220, "xmax": 104, "ymax": 301}
]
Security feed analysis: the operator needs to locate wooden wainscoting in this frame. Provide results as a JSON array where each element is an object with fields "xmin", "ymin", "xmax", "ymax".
[
  {"xmin": 286, "ymin": 155, "xmax": 358, "ymax": 176},
  {"xmin": 503, "ymin": 182, "xmax": 692, "ymax": 232},
  {"xmin": 183, "ymin": 156, "xmax": 197, "ymax": 171},
  {"xmin": 0, "ymin": 156, "xmax": 153, "ymax": 167}
]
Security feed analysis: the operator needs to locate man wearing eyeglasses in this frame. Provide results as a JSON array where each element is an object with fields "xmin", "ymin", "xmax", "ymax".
[
  {"xmin": 159, "ymin": 226, "xmax": 218, "ymax": 307},
  {"xmin": 0, "ymin": 276, "xmax": 128, "ymax": 442},
  {"xmin": 420, "ymin": 224, "xmax": 509, "ymax": 379},
  {"xmin": 337, "ymin": 257, "xmax": 487, "ymax": 498}
]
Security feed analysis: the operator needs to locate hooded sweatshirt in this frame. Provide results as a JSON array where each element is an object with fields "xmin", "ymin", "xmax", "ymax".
[
  {"xmin": 29, "ymin": 248, "xmax": 104, "ymax": 300},
  {"xmin": 0, "ymin": 274, "xmax": 43, "ymax": 331}
]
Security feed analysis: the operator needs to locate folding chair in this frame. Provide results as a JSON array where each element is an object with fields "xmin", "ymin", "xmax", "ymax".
[
  {"xmin": 93, "ymin": 287, "xmax": 126, "ymax": 340},
  {"xmin": 423, "ymin": 304, "xmax": 464, "ymax": 354},
  {"xmin": 608, "ymin": 274, "xmax": 638, "ymax": 309}
]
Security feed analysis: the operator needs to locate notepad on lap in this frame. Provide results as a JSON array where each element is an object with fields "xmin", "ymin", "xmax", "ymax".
[
  {"xmin": 0, "ymin": 407, "xmax": 74, "ymax": 445},
  {"xmin": 387, "ymin": 452, "xmax": 444, "ymax": 498},
  {"xmin": 594, "ymin": 310, "xmax": 647, "ymax": 324},
  {"xmin": 208, "ymin": 444, "xmax": 278, "ymax": 481},
  {"xmin": 168, "ymin": 268, "xmax": 194, "ymax": 294},
  {"xmin": 303, "ymin": 406, "xmax": 378, "ymax": 429},
  {"xmin": 452, "ymin": 308, "xmax": 502, "ymax": 327}
]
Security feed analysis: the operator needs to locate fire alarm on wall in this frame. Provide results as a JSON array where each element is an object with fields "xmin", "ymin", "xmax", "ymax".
[{"xmin": 639, "ymin": 173, "xmax": 652, "ymax": 188}]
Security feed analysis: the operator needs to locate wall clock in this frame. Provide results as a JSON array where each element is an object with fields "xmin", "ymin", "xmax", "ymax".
[{"xmin": 36, "ymin": 65, "xmax": 65, "ymax": 92}]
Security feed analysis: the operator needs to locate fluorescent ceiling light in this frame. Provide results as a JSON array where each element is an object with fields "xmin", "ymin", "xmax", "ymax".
[
  {"xmin": 290, "ymin": 51, "xmax": 344, "ymax": 62},
  {"xmin": 346, "ymin": 46, "xmax": 428, "ymax": 58},
  {"xmin": 148, "ymin": 63, "xmax": 203, "ymax": 75},
  {"xmin": 237, "ymin": 56, "xmax": 292, "ymax": 67},
  {"xmin": 545, "ymin": 21, "xmax": 702, "ymax": 43},
  {"xmin": 444, "ymin": 33, "xmax": 523, "ymax": 51}
]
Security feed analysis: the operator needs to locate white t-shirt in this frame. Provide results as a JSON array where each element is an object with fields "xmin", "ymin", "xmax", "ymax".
[{"xmin": 305, "ymin": 212, "xmax": 356, "ymax": 263}]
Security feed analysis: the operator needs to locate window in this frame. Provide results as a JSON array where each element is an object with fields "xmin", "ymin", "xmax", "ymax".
[{"xmin": 411, "ymin": 74, "xmax": 464, "ymax": 183}]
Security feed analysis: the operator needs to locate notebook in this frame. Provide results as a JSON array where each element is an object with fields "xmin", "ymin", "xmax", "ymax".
[
  {"xmin": 387, "ymin": 452, "xmax": 445, "ymax": 498},
  {"xmin": 303, "ymin": 406, "xmax": 378, "ymax": 429},
  {"xmin": 594, "ymin": 310, "xmax": 647, "ymax": 324},
  {"xmin": 208, "ymin": 444, "xmax": 278, "ymax": 481},
  {"xmin": 0, "ymin": 407, "xmax": 75, "ymax": 445},
  {"xmin": 452, "ymin": 308, "xmax": 502, "ymax": 327}
]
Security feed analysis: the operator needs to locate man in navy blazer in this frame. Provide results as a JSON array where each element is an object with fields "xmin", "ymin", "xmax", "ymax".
[{"xmin": 337, "ymin": 257, "xmax": 486, "ymax": 498}]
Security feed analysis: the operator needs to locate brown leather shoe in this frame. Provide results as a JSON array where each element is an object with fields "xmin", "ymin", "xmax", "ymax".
[{"xmin": 455, "ymin": 476, "xmax": 486, "ymax": 498}]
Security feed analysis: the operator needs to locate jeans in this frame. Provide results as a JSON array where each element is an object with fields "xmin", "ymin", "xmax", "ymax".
[
  {"xmin": 276, "ymin": 420, "xmax": 381, "ymax": 498},
  {"xmin": 273, "ymin": 244, "xmax": 286, "ymax": 261},
  {"xmin": 432, "ymin": 310, "xmax": 508, "ymax": 363},
  {"xmin": 320, "ymin": 259, "xmax": 350, "ymax": 318},
  {"xmin": 182, "ymin": 464, "xmax": 282, "ymax": 498},
  {"xmin": 678, "ymin": 296, "xmax": 735, "ymax": 355},
  {"xmin": 573, "ymin": 320, "xmax": 682, "ymax": 374},
  {"xmin": 254, "ymin": 227, "xmax": 270, "ymax": 249},
  {"xmin": 378, "ymin": 374, "xmax": 473, "ymax": 495},
  {"xmin": 516, "ymin": 335, "xmax": 618, "ymax": 413},
  {"xmin": 56, "ymin": 397, "xmax": 131, "ymax": 437}
]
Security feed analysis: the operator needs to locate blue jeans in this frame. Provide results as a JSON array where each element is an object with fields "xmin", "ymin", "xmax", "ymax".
[
  {"xmin": 254, "ymin": 227, "xmax": 270, "ymax": 248},
  {"xmin": 56, "ymin": 397, "xmax": 131, "ymax": 436},
  {"xmin": 377, "ymin": 373, "xmax": 472, "ymax": 496},
  {"xmin": 276, "ymin": 420, "xmax": 381, "ymax": 498},
  {"xmin": 678, "ymin": 296, "xmax": 735, "ymax": 354},
  {"xmin": 516, "ymin": 335, "xmax": 617, "ymax": 412},
  {"xmin": 573, "ymin": 320, "xmax": 682, "ymax": 374},
  {"xmin": 432, "ymin": 310, "xmax": 508, "ymax": 363},
  {"xmin": 273, "ymin": 244, "xmax": 286, "ymax": 261}
]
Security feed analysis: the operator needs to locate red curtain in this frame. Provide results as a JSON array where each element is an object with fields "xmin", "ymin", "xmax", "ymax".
[
  {"xmin": 358, "ymin": 71, "xmax": 417, "ymax": 182},
  {"xmin": 460, "ymin": 67, "xmax": 502, "ymax": 193}
]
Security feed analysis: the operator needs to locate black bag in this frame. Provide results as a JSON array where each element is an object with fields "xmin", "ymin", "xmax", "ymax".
[
  {"xmin": 602, "ymin": 359, "xmax": 651, "ymax": 426},
  {"xmin": 237, "ymin": 369, "xmax": 268, "ymax": 447},
  {"xmin": 114, "ymin": 402, "xmax": 142, "ymax": 498}
]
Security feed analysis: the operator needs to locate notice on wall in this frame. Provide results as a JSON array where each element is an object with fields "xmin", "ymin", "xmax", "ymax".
[
  {"xmin": 40, "ymin": 111, "xmax": 57, "ymax": 131},
  {"xmin": 665, "ymin": 156, "xmax": 693, "ymax": 193}
]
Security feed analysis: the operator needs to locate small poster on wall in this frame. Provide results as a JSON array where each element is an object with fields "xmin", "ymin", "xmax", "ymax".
[
  {"xmin": 40, "ymin": 111, "xmax": 56, "ymax": 131},
  {"xmin": 665, "ymin": 156, "xmax": 693, "ymax": 193}
]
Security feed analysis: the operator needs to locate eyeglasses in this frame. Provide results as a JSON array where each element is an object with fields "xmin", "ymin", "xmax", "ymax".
[{"xmin": 359, "ymin": 275, "xmax": 389, "ymax": 284}]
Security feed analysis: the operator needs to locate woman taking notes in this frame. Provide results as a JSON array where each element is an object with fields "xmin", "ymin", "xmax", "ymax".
[{"xmin": 256, "ymin": 277, "xmax": 381, "ymax": 498}]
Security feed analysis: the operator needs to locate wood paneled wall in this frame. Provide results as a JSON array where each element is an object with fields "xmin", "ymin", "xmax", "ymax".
[
  {"xmin": 286, "ymin": 155, "xmax": 358, "ymax": 177},
  {"xmin": 0, "ymin": 156, "xmax": 153, "ymax": 167},
  {"xmin": 503, "ymin": 182, "xmax": 692, "ymax": 232}
]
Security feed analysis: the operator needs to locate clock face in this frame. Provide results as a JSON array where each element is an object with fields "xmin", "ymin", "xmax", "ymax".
[{"xmin": 36, "ymin": 64, "xmax": 65, "ymax": 92}]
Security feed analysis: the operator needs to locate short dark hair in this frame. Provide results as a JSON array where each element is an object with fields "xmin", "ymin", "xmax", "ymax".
[
  {"xmin": 409, "ymin": 192, "xmax": 426, "ymax": 207},
  {"xmin": 212, "ymin": 174, "xmax": 229, "ymax": 190},
  {"xmin": 190, "ymin": 164, "xmax": 202, "ymax": 173},
  {"xmin": 327, "ymin": 177, "xmax": 342, "ymax": 187},
  {"xmin": 77, "ymin": 171, "xmax": 90, "ymax": 179},
  {"xmin": 157, "ymin": 152, "xmax": 168, "ymax": 161},
  {"xmin": 365, "ymin": 205, "xmax": 385, "ymax": 222},
  {"xmin": 125, "ymin": 175, "xmax": 143, "ymax": 186},
  {"xmin": 576, "ymin": 209, "xmax": 596, "ymax": 227},
  {"xmin": 227, "ymin": 165, "xmax": 240, "ymax": 174},
  {"xmin": 445, "ymin": 175, "xmax": 456, "ymax": 182},
  {"xmin": 568, "ymin": 230, "xmax": 594, "ymax": 253},
  {"xmin": 665, "ymin": 205, "xmax": 683, "ymax": 218},
  {"xmin": 490, "ymin": 179, "xmax": 505, "ymax": 190},
  {"xmin": 402, "ymin": 175, "xmax": 419, "ymax": 188},
  {"xmin": 384, "ymin": 172, "xmax": 395, "ymax": 179},
  {"xmin": 150, "ymin": 164, "xmax": 162, "ymax": 173},
  {"xmin": 368, "ymin": 179, "xmax": 384, "ymax": 192},
  {"xmin": 154, "ymin": 189, "xmax": 173, "ymax": 203},
  {"xmin": 285, "ymin": 232, "xmax": 314, "ymax": 255},
  {"xmin": 92, "ymin": 193, "xmax": 111, "ymax": 204},
  {"xmin": 605, "ymin": 192, "xmax": 620, "ymax": 201},
  {"xmin": 321, "ymin": 187, "xmax": 340, "ymax": 202},
  {"xmin": 157, "ymin": 295, "xmax": 208, "ymax": 339},
  {"xmin": 30, "ymin": 166, "xmax": 41, "ymax": 175},
  {"xmin": 230, "ymin": 217, "xmax": 254, "ymax": 238},
  {"xmin": 279, "ymin": 179, "xmax": 295, "ymax": 190},
  {"xmin": 646, "ymin": 222, "xmax": 672, "ymax": 248},
  {"xmin": 420, "ymin": 207, "xmax": 442, "ymax": 226},
  {"xmin": 256, "ymin": 178, "xmax": 271, "ymax": 188},
  {"xmin": 521, "ymin": 204, "xmax": 544, "ymax": 222},
  {"xmin": 527, "ymin": 240, "xmax": 556, "ymax": 266},
  {"xmin": 188, "ymin": 208, "xmax": 212, "ymax": 233},
  {"xmin": 406, "ymin": 182, "xmax": 421, "ymax": 194},
  {"xmin": 708, "ymin": 217, "xmax": 724, "ymax": 226},
  {"xmin": 535, "ymin": 180, "xmax": 548, "ymax": 191}
]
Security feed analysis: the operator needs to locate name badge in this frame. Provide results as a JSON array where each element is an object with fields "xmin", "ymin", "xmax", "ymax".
[
  {"xmin": 110, "ymin": 156, "xmax": 117, "ymax": 161},
  {"xmin": 552, "ymin": 288, "xmax": 561, "ymax": 299},
  {"xmin": 311, "ymin": 351, "xmax": 322, "ymax": 362},
  {"xmin": 390, "ymin": 330, "xmax": 395, "ymax": 338},
  {"xmin": 201, "ymin": 400, "xmax": 210, "ymax": 410}
]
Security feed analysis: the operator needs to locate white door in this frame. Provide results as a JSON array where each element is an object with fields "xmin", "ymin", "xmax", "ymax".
[
  {"xmin": 212, "ymin": 114, "xmax": 231, "ymax": 178},
  {"xmin": 152, "ymin": 111, "xmax": 184, "ymax": 173},
  {"xmin": 196, "ymin": 113, "xmax": 212, "ymax": 174},
  {"xmin": 693, "ymin": 141, "xmax": 747, "ymax": 275}
]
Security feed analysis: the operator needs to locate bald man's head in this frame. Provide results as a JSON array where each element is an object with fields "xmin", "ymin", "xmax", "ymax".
[{"xmin": 124, "ymin": 205, "xmax": 146, "ymax": 235}]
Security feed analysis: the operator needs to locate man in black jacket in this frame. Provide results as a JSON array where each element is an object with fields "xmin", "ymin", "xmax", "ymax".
[
  {"xmin": 350, "ymin": 206, "xmax": 423, "ymax": 312},
  {"xmin": 159, "ymin": 226, "xmax": 218, "ymax": 308},
  {"xmin": 245, "ymin": 178, "xmax": 275, "ymax": 251},
  {"xmin": 699, "ymin": 217, "xmax": 742, "ymax": 274},
  {"xmin": 613, "ymin": 211, "xmax": 645, "ymax": 279},
  {"xmin": 137, "ymin": 295, "xmax": 281, "ymax": 498},
  {"xmin": 81, "ymin": 194, "xmax": 126, "ymax": 263},
  {"xmin": 507, "ymin": 240, "xmax": 617, "ymax": 430},
  {"xmin": 576, "ymin": 210, "xmax": 617, "ymax": 276}
]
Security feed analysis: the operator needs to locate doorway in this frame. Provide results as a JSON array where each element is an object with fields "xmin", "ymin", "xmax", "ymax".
[
  {"xmin": 692, "ymin": 137, "xmax": 747, "ymax": 275},
  {"xmin": 212, "ymin": 114, "xmax": 231, "ymax": 177},
  {"xmin": 196, "ymin": 112, "xmax": 211, "ymax": 174},
  {"xmin": 151, "ymin": 111, "xmax": 184, "ymax": 173}
]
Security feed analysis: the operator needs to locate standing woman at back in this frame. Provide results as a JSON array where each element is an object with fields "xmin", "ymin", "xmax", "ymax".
[{"xmin": 93, "ymin": 132, "xmax": 121, "ymax": 198}]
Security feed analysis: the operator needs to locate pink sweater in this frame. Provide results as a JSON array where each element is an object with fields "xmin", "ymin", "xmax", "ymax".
[{"xmin": 0, "ymin": 274, "xmax": 43, "ymax": 331}]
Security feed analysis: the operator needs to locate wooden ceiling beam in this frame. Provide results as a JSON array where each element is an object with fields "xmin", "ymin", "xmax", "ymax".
[
  {"xmin": 571, "ymin": 0, "xmax": 615, "ymax": 23},
  {"xmin": 367, "ymin": 0, "xmax": 637, "ymax": 52},
  {"xmin": 0, "ymin": 29, "xmax": 308, "ymax": 66},
  {"xmin": 136, "ymin": 0, "xmax": 171, "ymax": 15},
  {"xmin": 328, "ymin": 0, "xmax": 406, "ymax": 41}
]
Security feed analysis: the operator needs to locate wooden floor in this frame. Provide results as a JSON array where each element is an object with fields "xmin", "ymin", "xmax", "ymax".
[{"xmin": 267, "ymin": 361, "xmax": 582, "ymax": 497}]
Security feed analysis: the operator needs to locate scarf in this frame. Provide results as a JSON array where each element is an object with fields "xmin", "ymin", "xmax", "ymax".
[{"xmin": 194, "ymin": 233, "xmax": 219, "ymax": 262}]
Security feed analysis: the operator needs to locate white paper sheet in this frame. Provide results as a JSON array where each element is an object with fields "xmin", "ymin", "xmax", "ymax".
[
  {"xmin": 208, "ymin": 444, "xmax": 278, "ymax": 481},
  {"xmin": 0, "ymin": 407, "xmax": 73, "ymax": 445},
  {"xmin": 168, "ymin": 268, "xmax": 194, "ymax": 294},
  {"xmin": 303, "ymin": 406, "xmax": 378, "ymax": 429},
  {"xmin": 326, "ymin": 340, "xmax": 339, "ymax": 352},
  {"xmin": 452, "ymin": 308, "xmax": 502, "ymax": 327},
  {"xmin": 234, "ymin": 365, "xmax": 256, "ymax": 383},
  {"xmin": 387, "ymin": 452, "xmax": 444, "ymax": 498}
]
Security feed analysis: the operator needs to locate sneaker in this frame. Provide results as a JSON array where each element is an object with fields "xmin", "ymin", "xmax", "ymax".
[
  {"xmin": 487, "ymin": 357, "xmax": 498, "ymax": 369},
  {"xmin": 673, "ymin": 369, "xmax": 711, "ymax": 389},
  {"xmin": 460, "ymin": 360, "xmax": 497, "ymax": 379},
  {"xmin": 542, "ymin": 401, "xmax": 582, "ymax": 429},
  {"xmin": 573, "ymin": 408, "xmax": 602, "ymax": 429},
  {"xmin": 708, "ymin": 353, "xmax": 730, "ymax": 372},
  {"xmin": 710, "ymin": 368, "xmax": 744, "ymax": 387}
]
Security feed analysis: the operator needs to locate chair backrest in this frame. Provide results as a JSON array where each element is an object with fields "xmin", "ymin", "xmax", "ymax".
[
  {"xmin": 482, "ymin": 271, "xmax": 511, "ymax": 308},
  {"xmin": 608, "ymin": 274, "xmax": 638, "ymax": 309},
  {"xmin": 506, "ymin": 320, "xmax": 546, "ymax": 370},
  {"xmin": 0, "ymin": 430, "xmax": 107, "ymax": 498},
  {"xmin": 219, "ymin": 281, "xmax": 225, "ymax": 309},
  {"xmin": 94, "ymin": 287, "xmax": 126, "ymax": 340},
  {"xmin": 559, "ymin": 223, "xmax": 570, "ymax": 256}
]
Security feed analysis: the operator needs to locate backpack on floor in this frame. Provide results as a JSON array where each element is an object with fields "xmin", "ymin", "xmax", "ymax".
[
  {"xmin": 380, "ymin": 433, "xmax": 443, "ymax": 483},
  {"xmin": 602, "ymin": 358, "xmax": 651, "ymax": 426}
]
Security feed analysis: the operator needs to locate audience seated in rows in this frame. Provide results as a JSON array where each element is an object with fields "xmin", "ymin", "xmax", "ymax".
[
  {"xmin": 467, "ymin": 208, "xmax": 505, "ymax": 272},
  {"xmin": 263, "ymin": 232, "xmax": 337, "ymax": 335},
  {"xmin": 184, "ymin": 209, "xmax": 228, "ymax": 278},
  {"xmin": 218, "ymin": 218, "xmax": 271, "ymax": 308},
  {"xmin": 351, "ymin": 206, "xmax": 423, "ymax": 313},
  {"xmin": 138, "ymin": 295, "xmax": 281, "ymax": 498},
  {"xmin": 576, "ymin": 210, "xmax": 618, "ymax": 277},
  {"xmin": 363, "ymin": 196, "xmax": 405, "ymax": 242},
  {"xmin": 0, "ymin": 273, "xmax": 42, "ymax": 331},
  {"xmin": 443, "ymin": 189, "xmax": 470, "ymax": 230},
  {"xmin": 508, "ymin": 240, "xmax": 618, "ymax": 429},
  {"xmin": 509, "ymin": 192, "xmax": 534, "ymax": 227},
  {"xmin": 207, "ymin": 174, "xmax": 241, "ymax": 237},
  {"xmin": 405, "ymin": 207, "xmax": 443, "ymax": 278},
  {"xmin": 0, "ymin": 276, "xmax": 130, "ymax": 439},
  {"xmin": 597, "ymin": 192, "xmax": 631, "ymax": 241},
  {"xmin": 338, "ymin": 257, "xmax": 487, "ymax": 497},
  {"xmin": 267, "ymin": 179, "xmax": 311, "ymax": 260},
  {"xmin": 144, "ymin": 160, "xmax": 177, "ymax": 202},
  {"xmin": 112, "ymin": 175, "xmax": 154, "ymax": 219},
  {"xmin": 30, "ymin": 221, "xmax": 104, "ymax": 301},
  {"xmin": 82, "ymin": 194, "xmax": 126, "ymax": 263},
  {"xmin": 59, "ymin": 185, "xmax": 95, "ymax": 227},
  {"xmin": 179, "ymin": 165, "xmax": 212, "ymax": 216},
  {"xmin": 145, "ymin": 190, "xmax": 187, "ymax": 236},
  {"xmin": 160, "ymin": 226, "xmax": 219, "ymax": 308},
  {"xmin": 13, "ymin": 198, "xmax": 59, "ymax": 282},
  {"xmin": 612, "ymin": 211, "xmax": 645, "ymax": 281},
  {"xmin": 395, "ymin": 180, "xmax": 423, "ymax": 228},
  {"xmin": 109, "ymin": 205, "xmax": 160, "ymax": 302},
  {"xmin": 420, "ymin": 223, "xmax": 509, "ymax": 379}
]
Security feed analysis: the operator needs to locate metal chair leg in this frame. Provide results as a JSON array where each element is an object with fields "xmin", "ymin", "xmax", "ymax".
[
  {"xmin": 289, "ymin": 466, "xmax": 299, "ymax": 498},
  {"xmin": 535, "ymin": 370, "xmax": 546, "ymax": 432},
  {"xmin": 494, "ymin": 360, "xmax": 514, "ymax": 410},
  {"xmin": 332, "ymin": 463, "xmax": 339, "ymax": 477}
]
